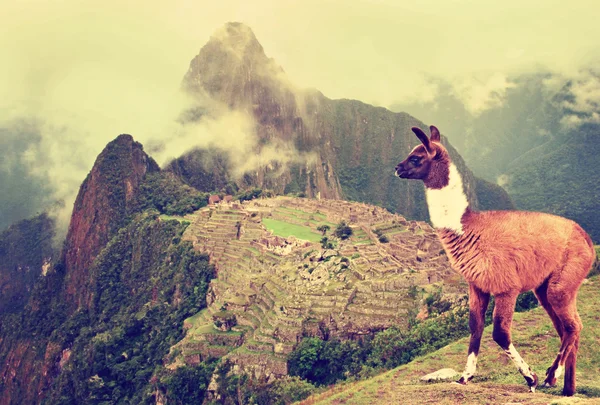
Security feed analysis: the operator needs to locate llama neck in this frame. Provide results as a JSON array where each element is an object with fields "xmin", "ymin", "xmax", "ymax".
[{"xmin": 425, "ymin": 163, "xmax": 470, "ymax": 234}]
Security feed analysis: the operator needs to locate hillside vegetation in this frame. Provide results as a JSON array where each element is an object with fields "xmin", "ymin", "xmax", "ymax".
[
  {"xmin": 504, "ymin": 133, "xmax": 600, "ymax": 242},
  {"xmin": 302, "ymin": 275, "xmax": 600, "ymax": 405},
  {"xmin": 0, "ymin": 214, "xmax": 56, "ymax": 314}
]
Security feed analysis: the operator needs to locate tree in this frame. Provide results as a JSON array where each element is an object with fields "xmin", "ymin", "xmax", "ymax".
[
  {"xmin": 320, "ymin": 237, "xmax": 334, "ymax": 250},
  {"xmin": 334, "ymin": 221, "xmax": 353, "ymax": 240},
  {"xmin": 316, "ymin": 224, "xmax": 330, "ymax": 236}
]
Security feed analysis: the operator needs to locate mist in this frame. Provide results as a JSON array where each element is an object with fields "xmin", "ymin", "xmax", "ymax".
[{"xmin": 2, "ymin": 0, "xmax": 600, "ymax": 235}]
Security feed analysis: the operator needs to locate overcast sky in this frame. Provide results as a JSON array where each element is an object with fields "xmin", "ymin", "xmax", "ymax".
[
  {"xmin": 3, "ymin": 0, "xmax": 599, "ymax": 113},
  {"xmin": 1, "ymin": 0, "xmax": 599, "ymax": 232}
]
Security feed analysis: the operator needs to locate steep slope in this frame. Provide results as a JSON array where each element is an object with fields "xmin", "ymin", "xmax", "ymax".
[
  {"xmin": 0, "ymin": 214, "xmax": 56, "ymax": 314},
  {"xmin": 0, "ymin": 211, "xmax": 215, "ymax": 405},
  {"xmin": 390, "ymin": 73, "xmax": 564, "ymax": 182},
  {"xmin": 43, "ymin": 212, "xmax": 215, "ymax": 404},
  {"xmin": 180, "ymin": 22, "xmax": 342, "ymax": 200},
  {"xmin": 168, "ymin": 197, "xmax": 465, "ymax": 379},
  {"xmin": 303, "ymin": 276, "xmax": 600, "ymax": 404},
  {"xmin": 62, "ymin": 134, "xmax": 160, "ymax": 309},
  {"xmin": 0, "ymin": 141, "xmax": 466, "ymax": 404},
  {"xmin": 503, "ymin": 128, "xmax": 600, "ymax": 241},
  {"xmin": 176, "ymin": 22, "xmax": 513, "ymax": 220}
]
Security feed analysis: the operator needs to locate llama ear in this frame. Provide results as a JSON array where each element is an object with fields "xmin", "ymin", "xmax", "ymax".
[
  {"xmin": 411, "ymin": 127, "xmax": 432, "ymax": 152},
  {"xmin": 430, "ymin": 125, "xmax": 441, "ymax": 142}
]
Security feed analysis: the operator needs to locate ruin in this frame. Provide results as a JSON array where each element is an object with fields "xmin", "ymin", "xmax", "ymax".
[{"xmin": 169, "ymin": 196, "xmax": 465, "ymax": 379}]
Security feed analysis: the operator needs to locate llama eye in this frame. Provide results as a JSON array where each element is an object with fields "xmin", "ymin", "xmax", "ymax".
[{"xmin": 410, "ymin": 157, "xmax": 421, "ymax": 165}]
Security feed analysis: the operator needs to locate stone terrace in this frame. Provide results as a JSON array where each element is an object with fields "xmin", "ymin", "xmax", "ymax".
[{"xmin": 172, "ymin": 196, "xmax": 465, "ymax": 379}]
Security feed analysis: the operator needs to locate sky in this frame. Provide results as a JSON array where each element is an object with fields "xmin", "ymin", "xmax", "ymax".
[{"xmin": 1, "ymin": 0, "xmax": 600, "ymax": 234}]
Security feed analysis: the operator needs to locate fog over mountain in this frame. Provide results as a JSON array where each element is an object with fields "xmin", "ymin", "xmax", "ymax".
[{"xmin": 2, "ymin": 0, "xmax": 600, "ymax": 234}]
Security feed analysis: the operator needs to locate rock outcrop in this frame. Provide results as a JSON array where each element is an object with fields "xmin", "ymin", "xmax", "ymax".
[{"xmin": 62, "ymin": 134, "xmax": 159, "ymax": 309}]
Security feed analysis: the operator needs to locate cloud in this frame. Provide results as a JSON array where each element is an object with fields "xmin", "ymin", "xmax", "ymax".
[
  {"xmin": 559, "ymin": 71, "xmax": 600, "ymax": 127},
  {"xmin": 2, "ymin": 0, "xmax": 600, "ymax": 233},
  {"xmin": 450, "ymin": 74, "xmax": 516, "ymax": 116}
]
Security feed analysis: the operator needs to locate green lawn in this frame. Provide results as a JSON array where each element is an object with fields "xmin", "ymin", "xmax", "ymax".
[
  {"xmin": 159, "ymin": 214, "xmax": 188, "ymax": 223},
  {"xmin": 262, "ymin": 218, "xmax": 322, "ymax": 242}
]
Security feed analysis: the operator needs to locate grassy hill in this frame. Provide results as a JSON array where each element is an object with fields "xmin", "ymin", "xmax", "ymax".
[{"xmin": 300, "ymin": 275, "xmax": 600, "ymax": 405}]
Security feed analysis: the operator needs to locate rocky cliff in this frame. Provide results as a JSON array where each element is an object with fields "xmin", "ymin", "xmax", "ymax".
[
  {"xmin": 176, "ymin": 22, "xmax": 513, "ymax": 219},
  {"xmin": 0, "ymin": 214, "xmax": 55, "ymax": 314},
  {"xmin": 62, "ymin": 134, "xmax": 159, "ymax": 308}
]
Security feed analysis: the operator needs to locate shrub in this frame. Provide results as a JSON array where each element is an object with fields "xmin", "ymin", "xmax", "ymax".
[
  {"xmin": 334, "ymin": 221, "xmax": 353, "ymax": 240},
  {"xmin": 134, "ymin": 172, "xmax": 208, "ymax": 216},
  {"xmin": 320, "ymin": 237, "xmax": 334, "ymax": 250},
  {"xmin": 378, "ymin": 235, "xmax": 389, "ymax": 243}
]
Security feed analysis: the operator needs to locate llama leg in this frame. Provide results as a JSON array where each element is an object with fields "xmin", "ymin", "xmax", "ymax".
[
  {"xmin": 534, "ymin": 280, "xmax": 564, "ymax": 340},
  {"xmin": 545, "ymin": 302, "xmax": 582, "ymax": 396},
  {"xmin": 545, "ymin": 276, "xmax": 583, "ymax": 396},
  {"xmin": 534, "ymin": 281, "xmax": 565, "ymax": 387},
  {"xmin": 564, "ymin": 332, "xmax": 580, "ymax": 397},
  {"xmin": 458, "ymin": 284, "xmax": 490, "ymax": 384},
  {"xmin": 492, "ymin": 293, "xmax": 538, "ymax": 392}
]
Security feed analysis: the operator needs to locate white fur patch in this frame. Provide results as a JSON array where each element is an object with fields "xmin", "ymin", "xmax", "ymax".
[
  {"xmin": 425, "ymin": 163, "xmax": 469, "ymax": 234},
  {"xmin": 505, "ymin": 344, "xmax": 535, "ymax": 379},
  {"xmin": 555, "ymin": 365, "xmax": 564, "ymax": 379},
  {"xmin": 462, "ymin": 352, "xmax": 478, "ymax": 380}
]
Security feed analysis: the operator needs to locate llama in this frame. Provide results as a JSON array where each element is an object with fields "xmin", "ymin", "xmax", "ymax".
[{"xmin": 394, "ymin": 125, "xmax": 595, "ymax": 396}]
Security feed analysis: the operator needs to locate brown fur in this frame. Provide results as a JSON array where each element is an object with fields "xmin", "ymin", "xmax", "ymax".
[{"xmin": 395, "ymin": 125, "xmax": 596, "ymax": 396}]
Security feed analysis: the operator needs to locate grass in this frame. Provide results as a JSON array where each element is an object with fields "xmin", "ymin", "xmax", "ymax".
[
  {"xmin": 159, "ymin": 214, "xmax": 188, "ymax": 223},
  {"xmin": 262, "ymin": 218, "xmax": 322, "ymax": 242},
  {"xmin": 301, "ymin": 276, "xmax": 600, "ymax": 405},
  {"xmin": 245, "ymin": 246, "xmax": 260, "ymax": 256}
]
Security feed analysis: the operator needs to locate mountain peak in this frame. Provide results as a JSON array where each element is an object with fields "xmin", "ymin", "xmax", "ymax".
[
  {"xmin": 210, "ymin": 22, "xmax": 263, "ymax": 57},
  {"xmin": 62, "ymin": 135, "xmax": 159, "ymax": 309},
  {"xmin": 182, "ymin": 22, "xmax": 281, "ymax": 99}
]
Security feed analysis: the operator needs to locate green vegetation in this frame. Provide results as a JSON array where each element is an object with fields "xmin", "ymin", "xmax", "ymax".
[
  {"xmin": 505, "ymin": 137, "xmax": 600, "ymax": 242},
  {"xmin": 320, "ymin": 237, "xmax": 335, "ymax": 249},
  {"xmin": 288, "ymin": 294, "xmax": 470, "ymax": 387},
  {"xmin": 34, "ymin": 211, "xmax": 216, "ymax": 404},
  {"xmin": 235, "ymin": 187, "xmax": 274, "ymax": 202},
  {"xmin": 317, "ymin": 224, "xmax": 331, "ymax": 236},
  {"xmin": 134, "ymin": 172, "xmax": 209, "ymax": 216},
  {"xmin": 373, "ymin": 228, "xmax": 390, "ymax": 243},
  {"xmin": 0, "ymin": 213, "xmax": 56, "ymax": 313},
  {"xmin": 591, "ymin": 246, "xmax": 600, "ymax": 276},
  {"xmin": 208, "ymin": 360, "xmax": 317, "ymax": 405},
  {"xmin": 474, "ymin": 177, "xmax": 515, "ymax": 211},
  {"xmin": 287, "ymin": 288, "xmax": 540, "ymax": 389},
  {"xmin": 306, "ymin": 275, "xmax": 600, "ymax": 404},
  {"xmin": 262, "ymin": 218, "xmax": 322, "ymax": 242},
  {"xmin": 165, "ymin": 147, "xmax": 235, "ymax": 193},
  {"xmin": 158, "ymin": 361, "xmax": 217, "ymax": 405},
  {"xmin": 334, "ymin": 221, "xmax": 353, "ymax": 240}
]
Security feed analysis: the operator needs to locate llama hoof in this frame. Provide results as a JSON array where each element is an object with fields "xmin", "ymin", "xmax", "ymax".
[
  {"xmin": 562, "ymin": 387, "xmax": 575, "ymax": 397},
  {"xmin": 526, "ymin": 372, "xmax": 538, "ymax": 393},
  {"xmin": 455, "ymin": 376, "xmax": 471, "ymax": 385}
]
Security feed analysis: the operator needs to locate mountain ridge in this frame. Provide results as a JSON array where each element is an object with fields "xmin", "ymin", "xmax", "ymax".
[
  {"xmin": 0, "ymin": 22, "xmax": 516, "ymax": 404},
  {"xmin": 175, "ymin": 22, "xmax": 513, "ymax": 219}
]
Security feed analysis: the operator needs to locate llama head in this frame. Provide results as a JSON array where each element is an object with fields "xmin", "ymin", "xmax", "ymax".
[{"xmin": 395, "ymin": 125, "xmax": 451, "ymax": 189}]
